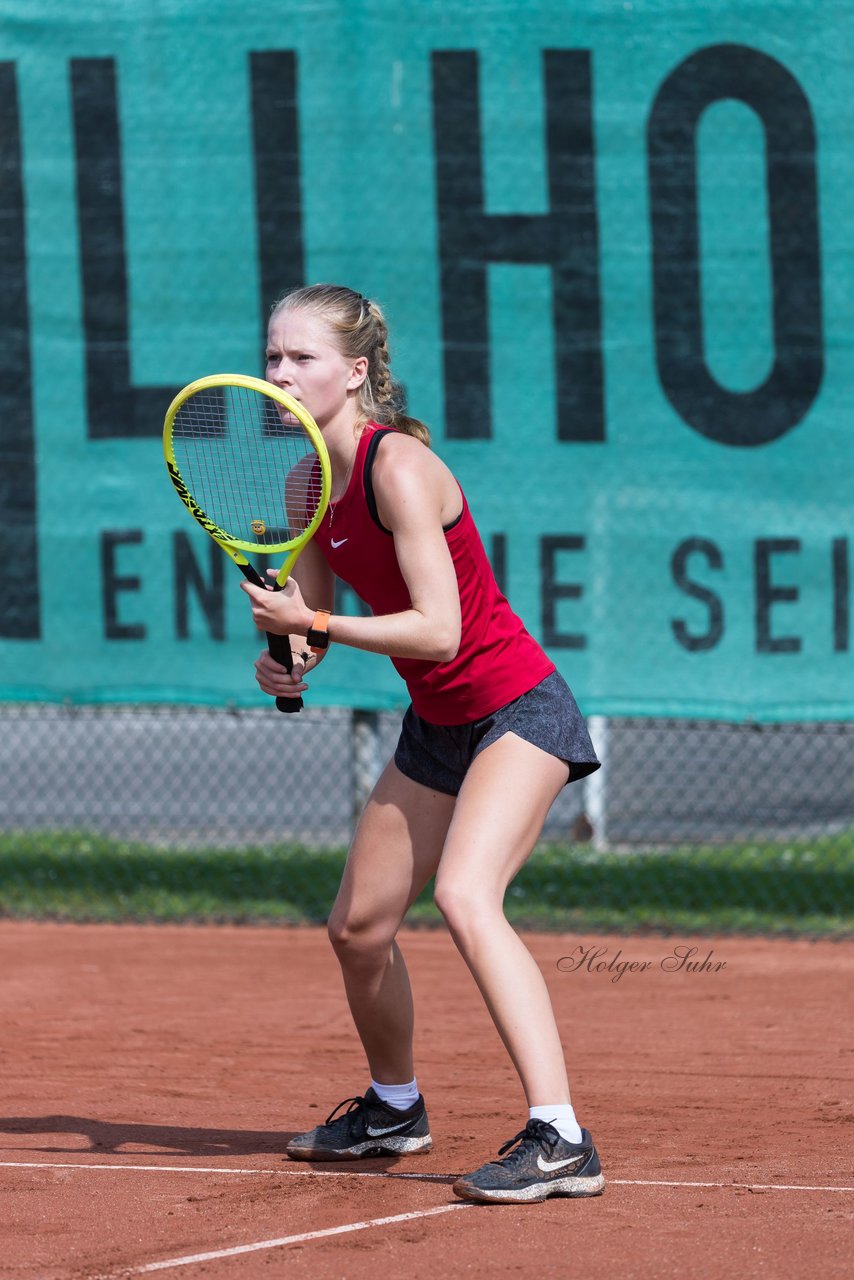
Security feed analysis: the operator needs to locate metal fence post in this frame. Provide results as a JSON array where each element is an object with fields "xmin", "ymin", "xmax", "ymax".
[{"xmin": 585, "ymin": 715, "xmax": 609, "ymax": 851}]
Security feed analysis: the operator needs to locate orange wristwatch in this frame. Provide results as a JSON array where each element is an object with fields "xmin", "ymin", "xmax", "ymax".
[{"xmin": 306, "ymin": 610, "xmax": 331, "ymax": 654}]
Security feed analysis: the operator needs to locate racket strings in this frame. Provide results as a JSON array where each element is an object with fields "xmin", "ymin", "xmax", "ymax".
[{"xmin": 170, "ymin": 386, "xmax": 324, "ymax": 548}]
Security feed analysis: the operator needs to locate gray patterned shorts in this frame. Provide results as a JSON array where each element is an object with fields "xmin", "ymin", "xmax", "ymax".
[{"xmin": 393, "ymin": 670, "xmax": 600, "ymax": 797}]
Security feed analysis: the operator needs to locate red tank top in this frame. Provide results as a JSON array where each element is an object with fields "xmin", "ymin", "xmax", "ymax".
[{"xmin": 311, "ymin": 424, "xmax": 554, "ymax": 725}]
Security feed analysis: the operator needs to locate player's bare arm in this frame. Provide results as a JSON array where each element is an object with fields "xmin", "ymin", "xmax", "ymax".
[{"xmin": 245, "ymin": 435, "xmax": 463, "ymax": 663}]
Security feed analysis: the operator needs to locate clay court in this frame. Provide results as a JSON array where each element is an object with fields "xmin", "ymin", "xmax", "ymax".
[{"xmin": 1, "ymin": 922, "xmax": 851, "ymax": 1278}]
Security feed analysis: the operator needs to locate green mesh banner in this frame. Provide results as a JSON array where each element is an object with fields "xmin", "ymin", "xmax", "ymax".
[{"xmin": 1, "ymin": 1, "xmax": 851, "ymax": 718}]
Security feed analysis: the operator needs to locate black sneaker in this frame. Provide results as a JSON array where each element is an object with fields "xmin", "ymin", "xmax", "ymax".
[
  {"xmin": 286, "ymin": 1087, "xmax": 432, "ymax": 1161},
  {"xmin": 453, "ymin": 1119, "xmax": 605, "ymax": 1204}
]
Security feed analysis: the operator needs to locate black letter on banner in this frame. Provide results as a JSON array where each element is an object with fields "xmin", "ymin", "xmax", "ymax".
[
  {"xmin": 71, "ymin": 58, "xmax": 179, "ymax": 438},
  {"xmin": 648, "ymin": 44, "xmax": 823, "ymax": 446},
  {"xmin": 0, "ymin": 63, "xmax": 40, "ymax": 638},
  {"xmin": 101, "ymin": 530, "xmax": 146, "ymax": 640},
  {"xmin": 489, "ymin": 533, "xmax": 507, "ymax": 597},
  {"xmin": 755, "ymin": 538, "xmax": 801, "ymax": 653},
  {"xmin": 432, "ymin": 50, "xmax": 604, "ymax": 441},
  {"xmin": 541, "ymin": 535, "xmax": 586, "ymax": 648},
  {"xmin": 173, "ymin": 532, "xmax": 225, "ymax": 640},
  {"xmin": 832, "ymin": 538, "xmax": 849, "ymax": 654},
  {"xmin": 250, "ymin": 51, "xmax": 304, "ymax": 341},
  {"xmin": 671, "ymin": 538, "xmax": 724, "ymax": 651}
]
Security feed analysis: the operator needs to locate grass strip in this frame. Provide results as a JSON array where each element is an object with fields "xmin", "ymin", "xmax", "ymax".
[{"xmin": 0, "ymin": 831, "xmax": 852, "ymax": 936}]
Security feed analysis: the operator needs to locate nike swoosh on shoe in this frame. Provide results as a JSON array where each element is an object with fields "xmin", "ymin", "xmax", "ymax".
[
  {"xmin": 536, "ymin": 1154, "xmax": 586, "ymax": 1174},
  {"xmin": 365, "ymin": 1120, "xmax": 417, "ymax": 1138}
]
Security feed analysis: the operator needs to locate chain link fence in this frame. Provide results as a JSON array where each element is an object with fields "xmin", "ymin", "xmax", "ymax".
[{"xmin": 1, "ymin": 704, "xmax": 852, "ymax": 934}]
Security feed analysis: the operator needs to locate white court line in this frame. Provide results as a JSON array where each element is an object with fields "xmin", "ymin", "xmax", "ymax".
[
  {"xmin": 5, "ymin": 1163, "xmax": 854, "ymax": 1280},
  {"xmin": 611, "ymin": 1178, "xmax": 854, "ymax": 1193},
  {"xmin": 93, "ymin": 1204, "xmax": 470, "ymax": 1277},
  {"xmin": 0, "ymin": 1161, "xmax": 450, "ymax": 1181},
  {"xmin": 2, "ymin": 1161, "xmax": 854, "ymax": 1194}
]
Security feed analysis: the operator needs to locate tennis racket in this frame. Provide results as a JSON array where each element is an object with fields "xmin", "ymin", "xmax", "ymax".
[{"xmin": 163, "ymin": 373, "xmax": 331, "ymax": 712}]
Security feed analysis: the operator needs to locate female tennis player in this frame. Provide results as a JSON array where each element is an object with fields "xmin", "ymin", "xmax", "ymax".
[{"xmin": 240, "ymin": 284, "xmax": 604, "ymax": 1204}]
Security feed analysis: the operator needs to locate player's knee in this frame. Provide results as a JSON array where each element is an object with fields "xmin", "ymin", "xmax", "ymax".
[
  {"xmin": 326, "ymin": 910, "xmax": 360, "ymax": 951},
  {"xmin": 327, "ymin": 911, "xmax": 392, "ymax": 963},
  {"xmin": 433, "ymin": 876, "xmax": 486, "ymax": 935}
]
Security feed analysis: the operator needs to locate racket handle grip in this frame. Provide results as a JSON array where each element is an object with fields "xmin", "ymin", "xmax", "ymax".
[{"xmin": 266, "ymin": 631, "xmax": 304, "ymax": 714}]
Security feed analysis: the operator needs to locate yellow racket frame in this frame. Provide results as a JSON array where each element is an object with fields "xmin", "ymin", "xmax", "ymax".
[{"xmin": 163, "ymin": 373, "xmax": 332, "ymax": 587}]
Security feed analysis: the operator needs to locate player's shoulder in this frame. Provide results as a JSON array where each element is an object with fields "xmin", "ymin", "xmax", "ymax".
[
  {"xmin": 288, "ymin": 451, "xmax": 319, "ymax": 483},
  {"xmin": 284, "ymin": 450, "xmax": 319, "ymax": 504},
  {"xmin": 372, "ymin": 426, "xmax": 426, "ymax": 459},
  {"xmin": 370, "ymin": 426, "xmax": 455, "ymax": 518},
  {"xmin": 372, "ymin": 427, "xmax": 446, "ymax": 482}
]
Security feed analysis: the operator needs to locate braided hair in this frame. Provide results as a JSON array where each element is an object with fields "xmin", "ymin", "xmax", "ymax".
[{"xmin": 270, "ymin": 284, "xmax": 431, "ymax": 446}]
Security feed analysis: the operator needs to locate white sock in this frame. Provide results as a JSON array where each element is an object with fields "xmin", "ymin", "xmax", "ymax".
[
  {"xmin": 370, "ymin": 1078, "xmax": 420, "ymax": 1111},
  {"xmin": 529, "ymin": 1104, "xmax": 583, "ymax": 1145}
]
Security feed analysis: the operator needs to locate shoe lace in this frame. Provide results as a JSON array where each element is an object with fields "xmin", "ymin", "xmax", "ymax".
[
  {"xmin": 324, "ymin": 1095, "xmax": 368, "ymax": 1126},
  {"xmin": 495, "ymin": 1118, "xmax": 563, "ymax": 1168}
]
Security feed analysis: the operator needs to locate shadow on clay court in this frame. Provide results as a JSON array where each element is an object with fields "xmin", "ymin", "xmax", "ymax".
[
  {"xmin": 0, "ymin": 1115, "xmax": 456, "ymax": 1180},
  {"xmin": 0, "ymin": 1115, "xmax": 300, "ymax": 1156}
]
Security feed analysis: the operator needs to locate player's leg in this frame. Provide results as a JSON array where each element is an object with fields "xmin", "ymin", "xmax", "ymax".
[
  {"xmin": 327, "ymin": 758, "xmax": 455, "ymax": 1083},
  {"xmin": 286, "ymin": 759, "xmax": 455, "ymax": 1161},
  {"xmin": 432, "ymin": 731, "xmax": 571, "ymax": 1103},
  {"xmin": 434, "ymin": 731, "xmax": 605, "ymax": 1202}
]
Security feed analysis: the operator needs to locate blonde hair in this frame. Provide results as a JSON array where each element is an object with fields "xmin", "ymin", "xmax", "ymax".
[{"xmin": 270, "ymin": 284, "xmax": 431, "ymax": 446}]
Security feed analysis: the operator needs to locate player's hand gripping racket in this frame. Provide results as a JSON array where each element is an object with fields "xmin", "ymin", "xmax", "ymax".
[{"xmin": 163, "ymin": 374, "xmax": 331, "ymax": 712}]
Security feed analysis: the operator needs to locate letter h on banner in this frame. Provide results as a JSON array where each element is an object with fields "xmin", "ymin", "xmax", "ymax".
[{"xmin": 431, "ymin": 50, "xmax": 604, "ymax": 442}]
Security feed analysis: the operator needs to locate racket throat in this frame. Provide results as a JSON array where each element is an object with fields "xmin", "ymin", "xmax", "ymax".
[{"xmin": 237, "ymin": 561, "xmax": 266, "ymax": 589}]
